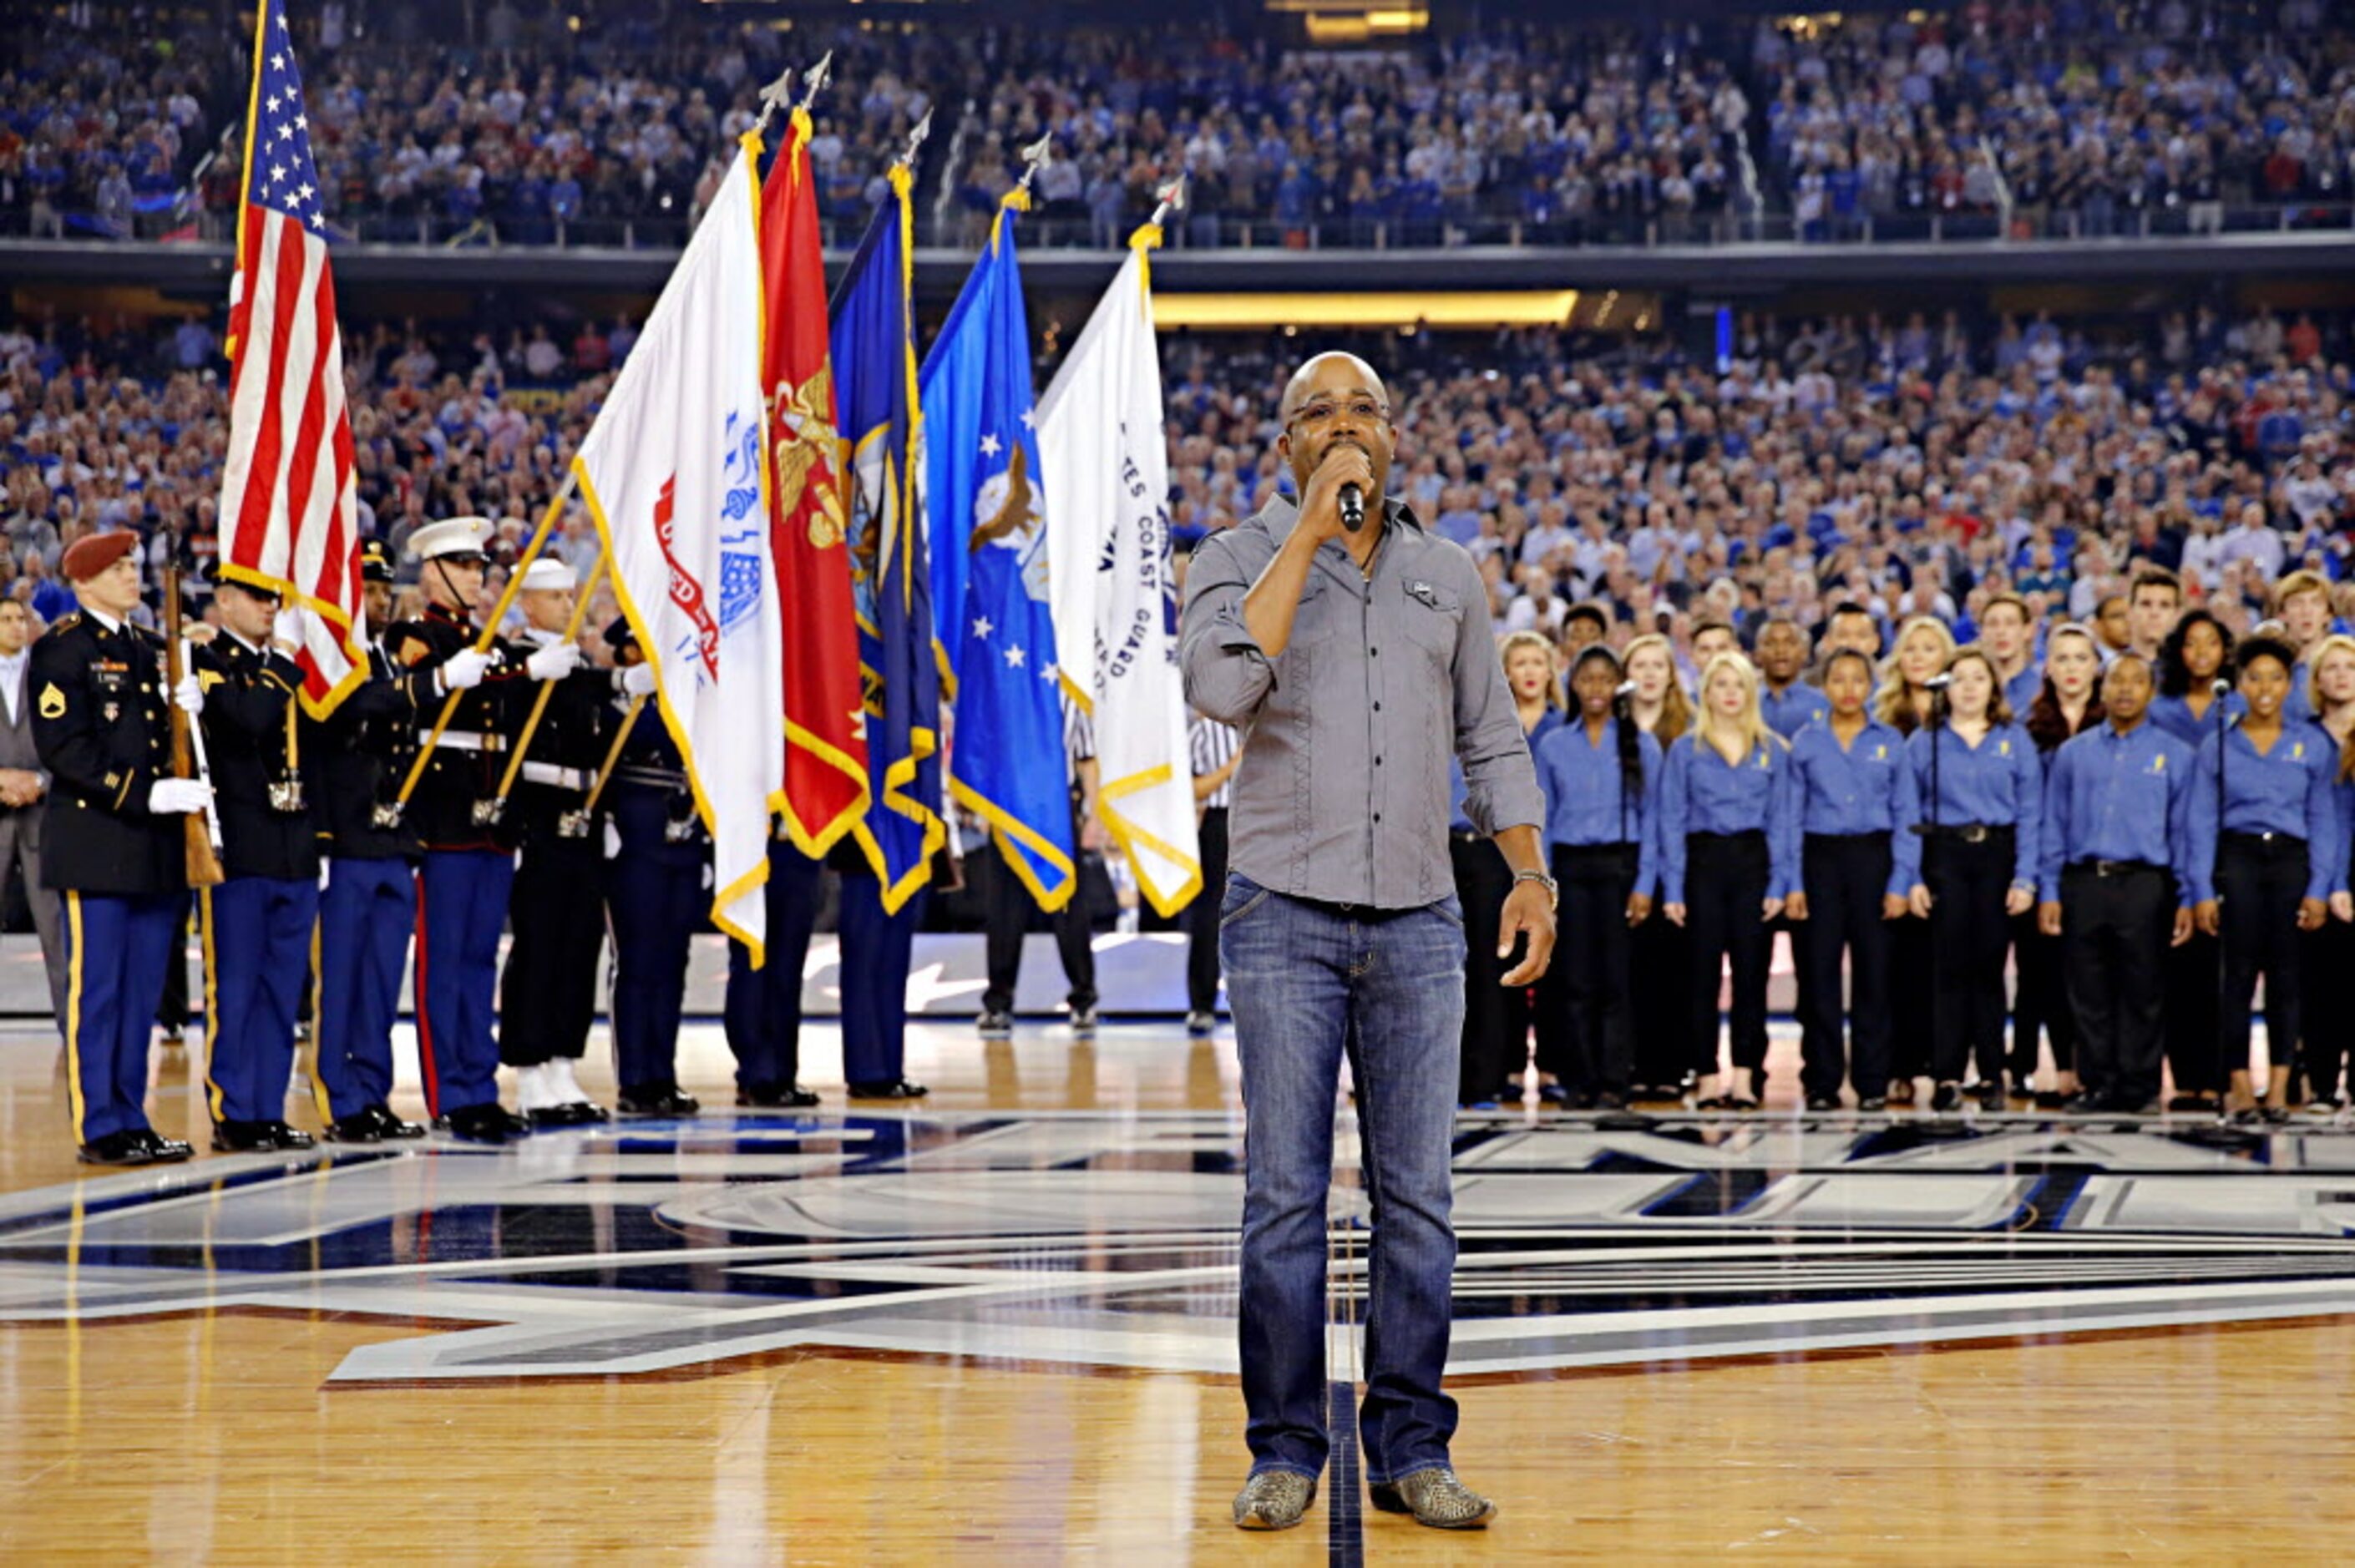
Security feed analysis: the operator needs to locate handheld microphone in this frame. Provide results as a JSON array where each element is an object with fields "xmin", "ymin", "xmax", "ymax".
[
  {"xmin": 1339, "ymin": 483, "xmax": 1366, "ymax": 533},
  {"xmin": 2211, "ymin": 678, "xmax": 2233, "ymax": 699}
]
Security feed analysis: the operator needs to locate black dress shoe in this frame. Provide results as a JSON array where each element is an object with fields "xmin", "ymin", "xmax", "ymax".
[
  {"xmin": 134, "ymin": 1129, "xmax": 195, "ymax": 1163},
  {"xmin": 78, "ymin": 1130, "xmax": 155, "ymax": 1166},
  {"xmin": 1930, "ymin": 1082, "xmax": 1962, "ymax": 1114},
  {"xmin": 2064, "ymin": 1090, "xmax": 2108, "ymax": 1114},
  {"xmin": 1856, "ymin": 1095, "xmax": 1888, "ymax": 1111},
  {"xmin": 845, "ymin": 1078, "xmax": 929, "ymax": 1100},
  {"xmin": 1974, "ymin": 1080, "xmax": 2006, "ymax": 1110},
  {"xmin": 327, "ymin": 1112, "xmax": 383, "ymax": 1144},
  {"xmin": 615, "ymin": 1084, "xmax": 701, "ymax": 1117},
  {"xmin": 365, "ymin": 1105, "xmax": 427, "ymax": 1140},
  {"xmin": 212, "ymin": 1119, "xmax": 278, "ymax": 1153},
  {"xmin": 260, "ymin": 1120, "xmax": 316, "ymax": 1150},
  {"xmin": 529, "ymin": 1101, "xmax": 610, "ymax": 1129},
  {"xmin": 737, "ymin": 1082, "xmax": 822, "ymax": 1109},
  {"xmin": 1593, "ymin": 1089, "xmax": 1628, "ymax": 1111},
  {"xmin": 2168, "ymin": 1093, "xmax": 2219, "ymax": 1114},
  {"xmin": 440, "ymin": 1103, "xmax": 529, "ymax": 1143},
  {"xmin": 1805, "ymin": 1094, "xmax": 1840, "ymax": 1112}
]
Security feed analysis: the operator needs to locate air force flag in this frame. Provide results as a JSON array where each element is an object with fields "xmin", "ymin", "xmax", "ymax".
[
  {"xmin": 920, "ymin": 198, "xmax": 1076, "ymax": 909},
  {"xmin": 572, "ymin": 134, "xmax": 784, "ymax": 959}
]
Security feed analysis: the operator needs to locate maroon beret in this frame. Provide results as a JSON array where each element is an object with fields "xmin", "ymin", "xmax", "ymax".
[{"xmin": 61, "ymin": 531, "xmax": 140, "ymax": 584}]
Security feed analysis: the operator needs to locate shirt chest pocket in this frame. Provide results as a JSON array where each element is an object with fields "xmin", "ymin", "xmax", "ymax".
[
  {"xmin": 1289, "ymin": 575, "xmax": 1350, "ymax": 647},
  {"xmin": 1397, "ymin": 579, "xmax": 1460, "ymax": 659}
]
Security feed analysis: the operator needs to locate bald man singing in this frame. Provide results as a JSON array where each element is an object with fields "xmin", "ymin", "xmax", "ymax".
[{"xmin": 1181, "ymin": 352, "xmax": 1554, "ymax": 1531}]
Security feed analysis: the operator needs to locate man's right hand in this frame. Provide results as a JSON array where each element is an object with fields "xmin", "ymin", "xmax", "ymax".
[{"xmin": 1296, "ymin": 441, "xmax": 1375, "ymax": 545}]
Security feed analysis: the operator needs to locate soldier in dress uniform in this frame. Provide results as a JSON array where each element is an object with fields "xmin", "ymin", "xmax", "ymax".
[
  {"xmin": 498, "ymin": 556, "xmax": 631, "ymax": 1128},
  {"xmin": 307, "ymin": 540, "xmax": 434, "ymax": 1143},
  {"xmin": 384, "ymin": 517, "xmax": 579, "ymax": 1142},
  {"xmin": 721, "ymin": 817, "xmax": 825, "ymax": 1108},
  {"xmin": 598, "ymin": 618, "xmax": 701, "ymax": 1116},
  {"xmin": 192, "ymin": 573, "xmax": 323, "ymax": 1151},
  {"xmin": 32, "ymin": 531, "xmax": 211, "ymax": 1166}
]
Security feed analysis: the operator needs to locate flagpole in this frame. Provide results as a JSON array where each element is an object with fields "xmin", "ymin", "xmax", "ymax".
[
  {"xmin": 394, "ymin": 469, "xmax": 579, "ymax": 810},
  {"xmin": 483, "ymin": 548, "xmax": 610, "ymax": 823},
  {"xmin": 579, "ymin": 692, "xmax": 651, "ymax": 817}
]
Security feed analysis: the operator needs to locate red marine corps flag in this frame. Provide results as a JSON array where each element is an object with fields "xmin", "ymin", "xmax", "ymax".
[
  {"xmin": 217, "ymin": 0, "xmax": 368, "ymax": 716},
  {"xmin": 755, "ymin": 68, "xmax": 869, "ymax": 855}
]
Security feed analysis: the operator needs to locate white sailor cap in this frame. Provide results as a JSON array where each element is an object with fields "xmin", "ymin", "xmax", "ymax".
[
  {"xmin": 407, "ymin": 516, "xmax": 494, "ymax": 564},
  {"xmin": 517, "ymin": 557, "xmax": 575, "ymax": 594}
]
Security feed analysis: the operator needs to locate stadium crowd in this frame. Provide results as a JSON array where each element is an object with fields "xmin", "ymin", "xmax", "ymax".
[{"xmin": 6, "ymin": 1, "xmax": 2350, "ymax": 246}]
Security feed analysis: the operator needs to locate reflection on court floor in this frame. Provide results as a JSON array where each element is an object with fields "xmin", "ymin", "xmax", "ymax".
[{"xmin": 6, "ymin": 1109, "xmax": 2353, "ymax": 1385}]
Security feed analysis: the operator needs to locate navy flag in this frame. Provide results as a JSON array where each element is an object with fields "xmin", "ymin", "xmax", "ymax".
[
  {"xmin": 829, "ymin": 164, "xmax": 945, "ymax": 911},
  {"xmin": 920, "ymin": 195, "xmax": 1076, "ymax": 910}
]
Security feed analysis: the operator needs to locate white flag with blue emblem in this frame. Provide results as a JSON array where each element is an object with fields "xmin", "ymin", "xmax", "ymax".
[
  {"xmin": 1036, "ymin": 237, "xmax": 1201, "ymax": 916},
  {"xmin": 571, "ymin": 135, "xmax": 783, "ymax": 959}
]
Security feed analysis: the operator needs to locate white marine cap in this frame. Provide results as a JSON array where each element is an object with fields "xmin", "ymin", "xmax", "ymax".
[
  {"xmin": 518, "ymin": 557, "xmax": 575, "ymax": 594},
  {"xmin": 407, "ymin": 516, "xmax": 494, "ymax": 563}
]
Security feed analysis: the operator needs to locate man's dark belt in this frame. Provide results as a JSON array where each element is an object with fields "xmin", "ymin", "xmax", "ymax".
[
  {"xmin": 1803, "ymin": 830, "xmax": 1887, "ymax": 844},
  {"xmin": 2066, "ymin": 858, "xmax": 2165, "ymax": 878},
  {"xmin": 616, "ymin": 765, "xmax": 687, "ymax": 791},
  {"xmin": 1690, "ymin": 829, "xmax": 1766, "ymax": 846},
  {"xmin": 2221, "ymin": 829, "xmax": 2306, "ymax": 852},
  {"xmin": 1926, "ymin": 823, "xmax": 2016, "ymax": 844},
  {"xmin": 1557, "ymin": 841, "xmax": 1639, "ymax": 857}
]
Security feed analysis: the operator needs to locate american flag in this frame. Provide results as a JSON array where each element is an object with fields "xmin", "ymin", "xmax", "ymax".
[{"xmin": 218, "ymin": 0, "xmax": 367, "ymax": 716}]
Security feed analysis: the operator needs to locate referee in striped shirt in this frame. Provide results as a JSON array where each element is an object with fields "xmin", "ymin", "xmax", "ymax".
[{"xmin": 1188, "ymin": 711, "xmax": 1242, "ymax": 1035}]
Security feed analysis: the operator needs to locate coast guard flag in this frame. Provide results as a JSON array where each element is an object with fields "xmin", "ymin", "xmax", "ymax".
[
  {"xmin": 831, "ymin": 163, "xmax": 945, "ymax": 912},
  {"xmin": 1036, "ymin": 223, "xmax": 1201, "ymax": 916},
  {"xmin": 571, "ymin": 134, "xmax": 783, "ymax": 959},
  {"xmin": 919, "ymin": 195, "xmax": 1076, "ymax": 910},
  {"xmin": 218, "ymin": 0, "xmax": 368, "ymax": 716}
]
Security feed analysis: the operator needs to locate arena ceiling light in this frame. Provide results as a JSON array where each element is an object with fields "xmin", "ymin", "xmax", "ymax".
[{"xmin": 1154, "ymin": 290, "xmax": 1581, "ymax": 331}]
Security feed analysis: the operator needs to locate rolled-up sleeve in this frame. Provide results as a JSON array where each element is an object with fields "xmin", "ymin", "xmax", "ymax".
[
  {"xmin": 1451, "ymin": 558, "xmax": 1542, "ymax": 837},
  {"xmin": 1178, "ymin": 532, "xmax": 1277, "ymax": 726}
]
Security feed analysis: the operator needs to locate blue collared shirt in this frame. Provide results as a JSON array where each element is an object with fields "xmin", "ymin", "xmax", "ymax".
[
  {"xmin": 2287, "ymin": 661, "xmax": 2316, "ymax": 726},
  {"xmin": 1534, "ymin": 718, "xmax": 1662, "ymax": 893},
  {"xmin": 2004, "ymin": 665, "xmax": 2044, "ymax": 725},
  {"xmin": 2185, "ymin": 722, "xmax": 2344, "ymax": 903},
  {"xmin": 1908, "ymin": 721, "xmax": 2042, "ymax": 888},
  {"xmin": 1657, "ymin": 731, "xmax": 1798, "ymax": 903},
  {"xmin": 1760, "ymin": 680, "xmax": 1830, "ymax": 741},
  {"xmin": 2037, "ymin": 721, "xmax": 2194, "ymax": 903},
  {"xmin": 2148, "ymin": 690, "xmax": 2246, "ymax": 746},
  {"xmin": 1788, "ymin": 717, "xmax": 1918, "ymax": 898}
]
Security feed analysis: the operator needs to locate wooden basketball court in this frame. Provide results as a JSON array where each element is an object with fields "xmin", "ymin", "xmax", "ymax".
[{"xmin": 5, "ymin": 1015, "xmax": 2354, "ymax": 1562}]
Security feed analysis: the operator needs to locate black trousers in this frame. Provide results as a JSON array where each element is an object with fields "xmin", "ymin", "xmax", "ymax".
[
  {"xmin": 981, "ymin": 835, "xmax": 1096, "ymax": 1016},
  {"xmin": 2163, "ymin": 931, "xmax": 2224, "ymax": 1095},
  {"xmin": 1886, "ymin": 913, "xmax": 1933, "ymax": 1081},
  {"xmin": 1186, "ymin": 807, "xmax": 1229, "ymax": 1014},
  {"xmin": 2009, "ymin": 912, "xmax": 2074, "ymax": 1080},
  {"xmin": 1451, "ymin": 831, "xmax": 1517, "ymax": 1098},
  {"xmin": 2299, "ymin": 918, "xmax": 2355, "ymax": 1098},
  {"xmin": 1551, "ymin": 842, "xmax": 1638, "ymax": 1095},
  {"xmin": 499, "ymin": 832, "xmax": 605, "ymax": 1066},
  {"xmin": 1632, "ymin": 908, "xmax": 1694, "ymax": 1089},
  {"xmin": 1925, "ymin": 832, "xmax": 2015, "ymax": 1085},
  {"xmin": 1798, "ymin": 833, "xmax": 1894, "ymax": 1100},
  {"xmin": 1685, "ymin": 832, "xmax": 1771, "ymax": 1076},
  {"xmin": 2060, "ymin": 862, "xmax": 2174, "ymax": 1102},
  {"xmin": 2216, "ymin": 833, "xmax": 2308, "ymax": 1085}
]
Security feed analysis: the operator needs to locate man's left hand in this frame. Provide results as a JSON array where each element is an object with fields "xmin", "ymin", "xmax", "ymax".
[{"xmin": 1498, "ymin": 882, "xmax": 1556, "ymax": 987}]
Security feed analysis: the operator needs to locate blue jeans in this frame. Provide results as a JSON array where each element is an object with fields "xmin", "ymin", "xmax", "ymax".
[{"xmin": 1220, "ymin": 873, "xmax": 1467, "ymax": 1484}]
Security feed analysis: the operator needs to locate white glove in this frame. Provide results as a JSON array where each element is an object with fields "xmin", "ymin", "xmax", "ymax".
[
  {"xmin": 603, "ymin": 819, "xmax": 622, "ymax": 860},
  {"xmin": 525, "ymin": 641, "xmax": 583, "ymax": 681},
  {"xmin": 173, "ymin": 674, "xmax": 205, "ymax": 715},
  {"xmin": 147, "ymin": 777, "xmax": 212, "ymax": 815},
  {"xmin": 439, "ymin": 648, "xmax": 492, "ymax": 692},
  {"xmin": 318, "ymin": 862, "xmax": 332, "ymax": 893},
  {"xmin": 271, "ymin": 608, "xmax": 310, "ymax": 650},
  {"xmin": 620, "ymin": 662, "xmax": 656, "ymax": 697}
]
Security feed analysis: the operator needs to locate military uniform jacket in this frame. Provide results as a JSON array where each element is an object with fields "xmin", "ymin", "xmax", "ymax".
[
  {"xmin": 384, "ymin": 604, "xmax": 529, "ymax": 852},
  {"xmin": 610, "ymin": 697, "xmax": 705, "ymax": 839},
  {"xmin": 510, "ymin": 639, "xmax": 614, "ymax": 842},
  {"xmin": 28, "ymin": 609, "xmax": 185, "ymax": 896},
  {"xmin": 305, "ymin": 642, "xmax": 435, "ymax": 861},
  {"xmin": 194, "ymin": 632, "xmax": 318, "ymax": 883}
]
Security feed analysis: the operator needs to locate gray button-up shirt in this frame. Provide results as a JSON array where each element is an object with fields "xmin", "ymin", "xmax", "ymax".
[{"xmin": 1179, "ymin": 494, "xmax": 1543, "ymax": 909}]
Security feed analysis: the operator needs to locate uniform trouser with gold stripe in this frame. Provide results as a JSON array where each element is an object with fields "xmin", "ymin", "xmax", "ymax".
[
  {"xmin": 202, "ymin": 876, "xmax": 322, "ymax": 1125},
  {"xmin": 58, "ymin": 890, "xmax": 182, "ymax": 1143},
  {"xmin": 313, "ymin": 857, "xmax": 414, "ymax": 1122}
]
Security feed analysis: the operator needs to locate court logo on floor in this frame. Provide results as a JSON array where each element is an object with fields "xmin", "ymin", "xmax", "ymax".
[{"xmin": 7, "ymin": 1115, "xmax": 2355, "ymax": 1382}]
